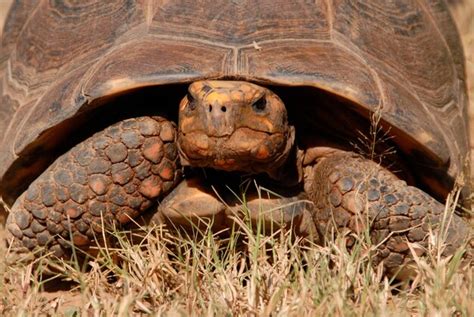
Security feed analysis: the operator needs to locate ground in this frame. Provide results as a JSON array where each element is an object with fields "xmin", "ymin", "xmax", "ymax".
[{"xmin": 0, "ymin": 1, "xmax": 473, "ymax": 315}]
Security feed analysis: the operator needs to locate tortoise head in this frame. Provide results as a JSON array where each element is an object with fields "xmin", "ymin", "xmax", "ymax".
[{"xmin": 178, "ymin": 80, "xmax": 295, "ymax": 176}]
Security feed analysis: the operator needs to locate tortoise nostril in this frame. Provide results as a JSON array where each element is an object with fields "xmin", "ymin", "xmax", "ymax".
[
  {"xmin": 209, "ymin": 105, "xmax": 213, "ymax": 112},
  {"xmin": 221, "ymin": 106, "xmax": 226, "ymax": 112}
]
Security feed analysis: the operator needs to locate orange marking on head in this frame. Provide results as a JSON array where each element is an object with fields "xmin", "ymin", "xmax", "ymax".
[
  {"xmin": 189, "ymin": 81, "xmax": 266, "ymax": 107},
  {"xmin": 239, "ymin": 83, "xmax": 253, "ymax": 93},
  {"xmin": 231, "ymin": 90, "xmax": 244, "ymax": 102},
  {"xmin": 190, "ymin": 81, "xmax": 204, "ymax": 94},
  {"xmin": 180, "ymin": 117, "xmax": 196, "ymax": 131},
  {"xmin": 206, "ymin": 91, "xmax": 231, "ymax": 105},
  {"xmin": 213, "ymin": 158, "xmax": 236, "ymax": 169},
  {"xmin": 256, "ymin": 145, "xmax": 270, "ymax": 159},
  {"xmin": 214, "ymin": 159, "xmax": 226, "ymax": 166}
]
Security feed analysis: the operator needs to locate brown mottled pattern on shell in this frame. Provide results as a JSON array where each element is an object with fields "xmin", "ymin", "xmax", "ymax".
[
  {"xmin": 0, "ymin": 1, "xmax": 468, "ymax": 209},
  {"xmin": 306, "ymin": 152, "xmax": 471, "ymax": 276},
  {"xmin": 6, "ymin": 116, "xmax": 181, "ymax": 257}
]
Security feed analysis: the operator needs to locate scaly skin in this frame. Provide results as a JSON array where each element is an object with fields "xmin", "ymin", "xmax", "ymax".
[
  {"xmin": 305, "ymin": 151, "xmax": 472, "ymax": 276},
  {"xmin": 6, "ymin": 116, "xmax": 181, "ymax": 257},
  {"xmin": 5, "ymin": 81, "xmax": 471, "ymax": 278}
]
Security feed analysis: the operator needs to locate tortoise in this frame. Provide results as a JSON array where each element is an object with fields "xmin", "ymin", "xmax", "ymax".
[{"xmin": 0, "ymin": 0, "xmax": 472, "ymax": 277}]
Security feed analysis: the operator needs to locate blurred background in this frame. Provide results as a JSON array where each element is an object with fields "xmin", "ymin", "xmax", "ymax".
[
  {"xmin": 0, "ymin": 1, "xmax": 9, "ymax": 36},
  {"xmin": 449, "ymin": 1, "xmax": 474, "ymax": 175}
]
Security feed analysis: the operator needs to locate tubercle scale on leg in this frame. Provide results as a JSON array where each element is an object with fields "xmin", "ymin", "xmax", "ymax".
[
  {"xmin": 6, "ymin": 116, "xmax": 181, "ymax": 258},
  {"xmin": 306, "ymin": 152, "xmax": 471, "ymax": 277}
]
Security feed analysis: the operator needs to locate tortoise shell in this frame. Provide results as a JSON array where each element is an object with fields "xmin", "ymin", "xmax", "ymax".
[{"xmin": 0, "ymin": 0, "xmax": 468, "ymax": 204}]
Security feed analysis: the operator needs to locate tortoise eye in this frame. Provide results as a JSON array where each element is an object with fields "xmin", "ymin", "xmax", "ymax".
[
  {"xmin": 252, "ymin": 97, "xmax": 266, "ymax": 112},
  {"xmin": 187, "ymin": 94, "xmax": 196, "ymax": 110}
]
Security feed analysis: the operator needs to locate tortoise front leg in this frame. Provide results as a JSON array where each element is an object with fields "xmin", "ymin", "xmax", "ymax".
[
  {"xmin": 6, "ymin": 116, "xmax": 181, "ymax": 259},
  {"xmin": 304, "ymin": 151, "xmax": 471, "ymax": 277}
]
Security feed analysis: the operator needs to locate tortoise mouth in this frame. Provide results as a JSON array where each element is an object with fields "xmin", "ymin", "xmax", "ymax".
[{"xmin": 178, "ymin": 127, "xmax": 293, "ymax": 174}]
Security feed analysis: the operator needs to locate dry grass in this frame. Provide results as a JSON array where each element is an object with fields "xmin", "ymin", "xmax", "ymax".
[
  {"xmin": 0, "ymin": 1, "xmax": 473, "ymax": 316},
  {"xmin": 1, "ymin": 189, "xmax": 472, "ymax": 316},
  {"xmin": 3, "ymin": 181, "xmax": 469, "ymax": 315}
]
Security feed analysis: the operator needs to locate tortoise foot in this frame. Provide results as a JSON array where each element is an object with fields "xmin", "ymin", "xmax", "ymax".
[
  {"xmin": 152, "ymin": 178, "xmax": 229, "ymax": 231},
  {"xmin": 306, "ymin": 151, "xmax": 472, "ymax": 278},
  {"xmin": 151, "ymin": 178, "xmax": 316, "ymax": 238},
  {"xmin": 6, "ymin": 116, "xmax": 181, "ymax": 259},
  {"xmin": 228, "ymin": 187, "xmax": 316, "ymax": 238}
]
